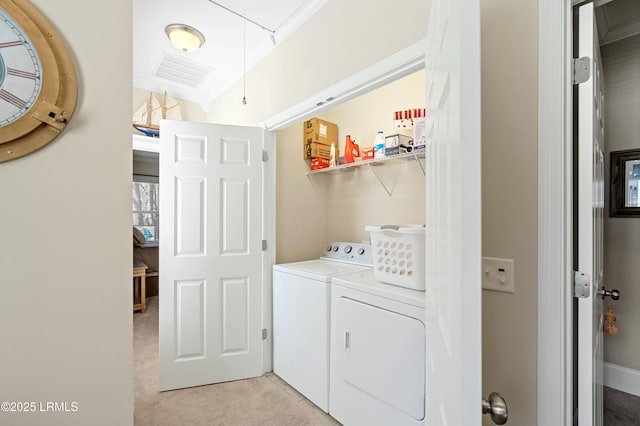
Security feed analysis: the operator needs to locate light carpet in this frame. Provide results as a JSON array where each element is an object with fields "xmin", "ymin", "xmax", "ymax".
[{"xmin": 134, "ymin": 296, "xmax": 339, "ymax": 426}]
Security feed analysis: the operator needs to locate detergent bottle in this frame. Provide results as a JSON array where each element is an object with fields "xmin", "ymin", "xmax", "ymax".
[
  {"xmin": 344, "ymin": 135, "xmax": 360, "ymax": 164},
  {"xmin": 329, "ymin": 143, "xmax": 336, "ymax": 167}
]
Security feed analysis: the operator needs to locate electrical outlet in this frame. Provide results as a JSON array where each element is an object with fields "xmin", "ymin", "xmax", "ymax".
[{"xmin": 482, "ymin": 257, "xmax": 515, "ymax": 293}]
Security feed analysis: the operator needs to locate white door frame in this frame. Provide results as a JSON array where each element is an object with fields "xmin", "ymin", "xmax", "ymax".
[{"xmin": 538, "ymin": 0, "xmax": 575, "ymax": 424}]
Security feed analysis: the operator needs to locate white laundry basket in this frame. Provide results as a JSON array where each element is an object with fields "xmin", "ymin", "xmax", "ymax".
[{"xmin": 365, "ymin": 224, "xmax": 426, "ymax": 290}]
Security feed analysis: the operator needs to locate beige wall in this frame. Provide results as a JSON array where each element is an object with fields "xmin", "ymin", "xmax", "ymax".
[
  {"xmin": 0, "ymin": 1, "xmax": 132, "ymax": 425},
  {"xmin": 206, "ymin": 0, "xmax": 428, "ymax": 266},
  {"xmin": 602, "ymin": 33, "xmax": 640, "ymax": 372},
  {"xmin": 207, "ymin": 0, "xmax": 428, "ymax": 126},
  {"xmin": 321, "ymin": 70, "xmax": 426, "ymax": 245},
  {"xmin": 480, "ymin": 0, "xmax": 538, "ymax": 424},
  {"xmin": 133, "ymin": 157, "xmax": 159, "ymax": 177},
  {"xmin": 275, "ymin": 124, "xmax": 330, "ymax": 263},
  {"xmin": 276, "ymin": 71, "xmax": 426, "ymax": 263}
]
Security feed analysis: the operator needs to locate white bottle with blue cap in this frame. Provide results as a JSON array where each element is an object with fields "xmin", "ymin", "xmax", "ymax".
[{"xmin": 374, "ymin": 131, "xmax": 385, "ymax": 159}]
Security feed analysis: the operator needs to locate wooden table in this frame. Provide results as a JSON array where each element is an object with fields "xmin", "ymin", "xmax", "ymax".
[{"xmin": 133, "ymin": 262, "xmax": 148, "ymax": 313}]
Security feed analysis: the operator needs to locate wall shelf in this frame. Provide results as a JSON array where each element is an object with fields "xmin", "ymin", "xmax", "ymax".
[
  {"xmin": 306, "ymin": 151, "xmax": 425, "ymax": 175},
  {"xmin": 132, "ymin": 134, "xmax": 160, "ymax": 153},
  {"xmin": 306, "ymin": 150, "xmax": 425, "ymax": 196}
]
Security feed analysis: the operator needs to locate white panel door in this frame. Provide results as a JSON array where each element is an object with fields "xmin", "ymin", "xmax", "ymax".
[
  {"xmin": 158, "ymin": 120, "xmax": 267, "ymax": 391},
  {"xmin": 577, "ymin": 3, "xmax": 605, "ymax": 425},
  {"xmin": 424, "ymin": 0, "xmax": 482, "ymax": 424}
]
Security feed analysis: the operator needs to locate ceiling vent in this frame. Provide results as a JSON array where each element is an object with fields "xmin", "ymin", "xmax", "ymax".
[{"xmin": 153, "ymin": 51, "xmax": 214, "ymax": 88}]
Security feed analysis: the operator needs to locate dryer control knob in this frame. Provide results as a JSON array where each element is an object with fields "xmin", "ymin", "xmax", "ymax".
[
  {"xmin": 358, "ymin": 248, "xmax": 365, "ymax": 255},
  {"xmin": 326, "ymin": 245, "xmax": 332, "ymax": 252},
  {"xmin": 345, "ymin": 245, "xmax": 353, "ymax": 254},
  {"xmin": 333, "ymin": 246, "xmax": 339, "ymax": 252}
]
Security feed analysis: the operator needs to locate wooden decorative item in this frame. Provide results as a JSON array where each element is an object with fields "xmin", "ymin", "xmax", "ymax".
[
  {"xmin": 603, "ymin": 304, "xmax": 618, "ymax": 336},
  {"xmin": 0, "ymin": 0, "xmax": 77, "ymax": 163}
]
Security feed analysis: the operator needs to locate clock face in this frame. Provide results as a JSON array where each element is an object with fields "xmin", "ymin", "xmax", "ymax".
[
  {"xmin": 0, "ymin": 0, "xmax": 77, "ymax": 163},
  {"xmin": 0, "ymin": 9, "xmax": 42, "ymax": 127}
]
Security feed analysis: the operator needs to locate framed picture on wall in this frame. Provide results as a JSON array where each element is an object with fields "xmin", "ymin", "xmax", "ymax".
[{"xmin": 610, "ymin": 148, "xmax": 640, "ymax": 217}]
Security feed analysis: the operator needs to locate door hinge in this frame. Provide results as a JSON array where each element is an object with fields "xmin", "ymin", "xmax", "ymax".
[
  {"xmin": 262, "ymin": 328, "xmax": 267, "ymax": 340},
  {"xmin": 574, "ymin": 271, "xmax": 591, "ymax": 298},
  {"xmin": 572, "ymin": 57, "xmax": 591, "ymax": 85},
  {"xmin": 262, "ymin": 150, "xmax": 269, "ymax": 162},
  {"xmin": 262, "ymin": 240, "xmax": 267, "ymax": 251}
]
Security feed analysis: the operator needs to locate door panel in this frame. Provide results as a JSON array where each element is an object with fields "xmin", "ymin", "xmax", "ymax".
[
  {"xmin": 159, "ymin": 120, "xmax": 266, "ymax": 391},
  {"xmin": 221, "ymin": 179, "xmax": 248, "ymax": 254},
  {"xmin": 175, "ymin": 279, "xmax": 205, "ymax": 359},
  {"xmin": 221, "ymin": 277, "xmax": 249, "ymax": 354},
  {"xmin": 577, "ymin": 3, "xmax": 605, "ymax": 425},
  {"xmin": 424, "ymin": 0, "xmax": 482, "ymax": 424},
  {"xmin": 175, "ymin": 177, "xmax": 205, "ymax": 256}
]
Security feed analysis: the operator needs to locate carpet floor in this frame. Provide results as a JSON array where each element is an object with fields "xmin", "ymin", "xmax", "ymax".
[
  {"xmin": 134, "ymin": 296, "xmax": 340, "ymax": 426},
  {"xmin": 604, "ymin": 386, "xmax": 640, "ymax": 426}
]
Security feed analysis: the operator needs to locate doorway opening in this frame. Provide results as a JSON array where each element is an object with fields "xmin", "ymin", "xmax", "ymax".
[
  {"xmin": 538, "ymin": 1, "xmax": 640, "ymax": 423},
  {"xmin": 592, "ymin": 1, "xmax": 640, "ymax": 422},
  {"xmin": 132, "ymin": 149, "xmax": 160, "ymax": 301},
  {"xmin": 131, "ymin": 40, "xmax": 427, "ymax": 423}
]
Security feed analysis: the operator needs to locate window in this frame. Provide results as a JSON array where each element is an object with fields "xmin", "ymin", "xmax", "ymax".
[{"xmin": 132, "ymin": 175, "xmax": 159, "ymax": 241}]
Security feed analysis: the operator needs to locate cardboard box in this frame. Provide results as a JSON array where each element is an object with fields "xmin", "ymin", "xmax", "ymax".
[
  {"xmin": 412, "ymin": 117, "xmax": 427, "ymax": 149},
  {"xmin": 385, "ymin": 134, "xmax": 413, "ymax": 156},
  {"xmin": 310, "ymin": 157, "xmax": 331, "ymax": 170},
  {"xmin": 362, "ymin": 146, "xmax": 375, "ymax": 160},
  {"xmin": 305, "ymin": 142, "xmax": 333, "ymax": 160},
  {"xmin": 385, "ymin": 146, "xmax": 399, "ymax": 156},
  {"xmin": 303, "ymin": 118, "xmax": 338, "ymax": 159}
]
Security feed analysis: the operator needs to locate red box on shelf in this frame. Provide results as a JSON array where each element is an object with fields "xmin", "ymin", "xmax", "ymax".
[
  {"xmin": 310, "ymin": 157, "xmax": 330, "ymax": 170},
  {"xmin": 361, "ymin": 147, "xmax": 375, "ymax": 160}
]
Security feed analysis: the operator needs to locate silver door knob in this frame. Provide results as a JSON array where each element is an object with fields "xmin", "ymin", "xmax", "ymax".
[
  {"xmin": 598, "ymin": 287, "xmax": 620, "ymax": 300},
  {"xmin": 482, "ymin": 392, "xmax": 508, "ymax": 424}
]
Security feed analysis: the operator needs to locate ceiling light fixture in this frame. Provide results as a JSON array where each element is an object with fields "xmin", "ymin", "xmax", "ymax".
[{"xmin": 165, "ymin": 24, "xmax": 205, "ymax": 53}]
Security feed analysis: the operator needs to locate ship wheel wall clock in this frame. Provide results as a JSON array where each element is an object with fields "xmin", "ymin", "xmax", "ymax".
[{"xmin": 0, "ymin": 0, "xmax": 77, "ymax": 163}]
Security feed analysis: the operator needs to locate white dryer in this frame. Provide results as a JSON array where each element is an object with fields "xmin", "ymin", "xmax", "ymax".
[
  {"xmin": 330, "ymin": 269, "xmax": 426, "ymax": 426},
  {"xmin": 273, "ymin": 242, "xmax": 372, "ymax": 412}
]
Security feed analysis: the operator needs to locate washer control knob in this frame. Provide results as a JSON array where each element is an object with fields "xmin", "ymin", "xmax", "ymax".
[
  {"xmin": 345, "ymin": 245, "xmax": 353, "ymax": 254},
  {"xmin": 358, "ymin": 248, "xmax": 365, "ymax": 255},
  {"xmin": 333, "ymin": 245, "xmax": 339, "ymax": 252},
  {"xmin": 326, "ymin": 245, "xmax": 332, "ymax": 252}
]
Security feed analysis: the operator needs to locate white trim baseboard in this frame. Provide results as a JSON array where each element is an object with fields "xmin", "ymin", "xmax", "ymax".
[{"xmin": 604, "ymin": 362, "xmax": 640, "ymax": 397}]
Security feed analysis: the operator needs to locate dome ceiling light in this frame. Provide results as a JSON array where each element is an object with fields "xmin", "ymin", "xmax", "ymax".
[{"xmin": 165, "ymin": 24, "xmax": 205, "ymax": 53}]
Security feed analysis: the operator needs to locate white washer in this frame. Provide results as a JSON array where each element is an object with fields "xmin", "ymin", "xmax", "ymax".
[
  {"xmin": 330, "ymin": 269, "xmax": 426, "ymax": 426},
  {"xmin": 273, "ymin": 242, "xmax": 372, "ymax": 412}
]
